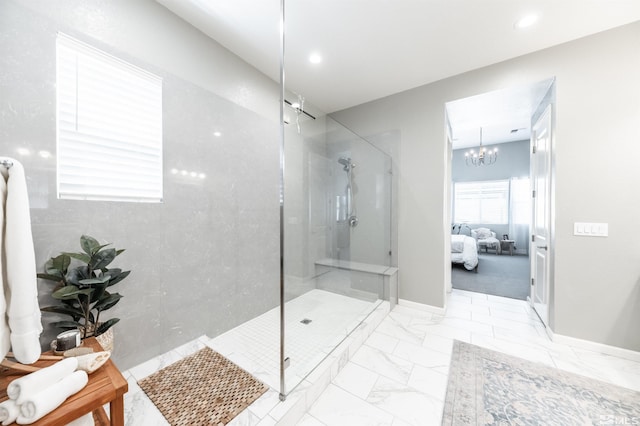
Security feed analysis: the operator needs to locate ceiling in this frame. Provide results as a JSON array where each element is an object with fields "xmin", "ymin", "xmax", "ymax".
[
  {"xmin": 446, "ymin": 78, "xmax": 553, "ymax": 149},
  {"xmin": 155, "ymin": 1, "xmax": 640, "ymax": 146}
]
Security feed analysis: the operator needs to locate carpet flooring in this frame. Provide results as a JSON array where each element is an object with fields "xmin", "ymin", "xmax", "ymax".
[
  {"xmin": 451, "ymin": 253, "xmax": 529, "ymax": 300},
  {"xmin": 442, "ymin": 340, "xmax": 640, "ymax": 425}
]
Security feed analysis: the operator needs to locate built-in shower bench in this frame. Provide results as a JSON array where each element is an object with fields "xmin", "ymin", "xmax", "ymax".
[{"xmin": 314, "ymin": 258, "xmax": 398, "ymax": 308}]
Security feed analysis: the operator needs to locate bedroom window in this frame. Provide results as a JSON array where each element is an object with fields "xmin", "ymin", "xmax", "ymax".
[
  {"xmin": 454, "ymin": 180, "xmax": 509, "ymax": 224},
  {"xmin": 56, "ymin": 33, "xmax": 163, "ymax": 202}
]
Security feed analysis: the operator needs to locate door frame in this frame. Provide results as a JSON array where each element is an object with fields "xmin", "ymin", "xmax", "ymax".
[
  {"xmin": 528, "ymin": 80, "xmax": 556, "ymax": 335},
  {"xmin": 444, "ymin": 79, "xmax": 556, "ymax": 329}
]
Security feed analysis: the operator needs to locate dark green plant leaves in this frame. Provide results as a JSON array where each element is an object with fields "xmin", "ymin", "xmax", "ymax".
[
  {"xmin": 52, "ymin": 320, "xmax": 82, "ymax": 330},
  {"xmin": 51, "ymin": 254, "xmax": 71, "ymax": 272},
  {"xmin": 64, "ymin": 252, "xmax": 91, "ymax": 264},
  {"xmin": 106, "ymin": 270, "xmax": 130, "ymax": 286},
  {"xmin": 79, "ymin": 275, "xmax": 110, "ymax": 285},
  {"xmin": 91, "ymin": 248, "xmax": 117, "ymax": 270},
  {"xmin": 80, "ymin": 235, "xmax": 101, "ymax": 255},
  {"xmin": 52, "ymin": 286, "xmax": 92, "ymax": 300},
  {"xmin": 37, "ymin": 273, "xmax": 64, "ymax": 282},
  {"xmin": 96, "ymin": 318, "xmax": 120, "ymax": 336},
  {"xmin": 94, "ymin": 293, "xmax": 122, "ymax": 311},
  {"xmin": 40, "ymin": 305, "xmax": 84, "ymax": 322},
  {"xmin": 41, "ymin": 235, "xmax": 128, "ymax": 336}
]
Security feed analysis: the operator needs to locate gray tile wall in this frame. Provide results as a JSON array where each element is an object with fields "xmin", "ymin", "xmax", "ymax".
[{"xmin": 1, "ymin": 0, "xmax": 280, "ymax": 369}]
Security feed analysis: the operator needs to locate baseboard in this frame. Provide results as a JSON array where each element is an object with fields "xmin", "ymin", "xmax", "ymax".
[
  {"xmin": 398, "ymin": 298, "xmax": 447, "ymax": 316},
  {"xmin": 548, "ymin": 328, "xmax": 640, "ymax": 363}
]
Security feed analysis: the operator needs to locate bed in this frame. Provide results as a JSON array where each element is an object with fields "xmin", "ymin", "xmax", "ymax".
[{"xmin": 451, "ymin": 234, "xmax": 479, "ymax": 272}]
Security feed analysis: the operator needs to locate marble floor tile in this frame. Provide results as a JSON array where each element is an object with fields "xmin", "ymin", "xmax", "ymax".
[
  {"xmin": 333, "ymin": 362, "xmax": 379, "ymax": 399},
  {"xmin": 407, "ymin": 364, "xmax": 448, "ymax": 401},
  {"xmin": 309, "ymin": 384, "xmax": 394, "ymax": 426},
  {"xmin": 423, "ymin": 322, "xmax": 472, "ymax": 342},
  {"xmin": 374, "ymin": 315, "xmax": 427, "ymax": 345},
  {"xmin": 392, "ymin": 340, "xmax": 450, "ymax": 374},
  {"xmin": 296, "ymin": 414, "xmax": 326, "ymax": 426},
  {"xmin": 123, "ymin": 288, "xmax": 638, "ymax": 426},
  {"xmin": 351, "ymin": 345, "xmax": 414, "ymax": 385},
  {"xmin": 470, "ymin": 333, "xmax": 556, "ymax": 367},
  {"xmin": 365, "ymin": 331, "xmax": 400, "ymax": 353},
  {"xmin": 421, "ymin": 332, "xmax": 455, "ymax": 355},
  {"xmin": 366, "ymin": 376, "xmax": 443, "ymax": 426},
  {"xmin": 439, "ymin": 316, "xmax": 494, "ymax": 336},
  {"xmin": 301, "ymin": 289, "xmax": 639, "ymax": 426},
  {"xmin": 443, "ymin": 307, "xmax": 472, "ymax": 320}
]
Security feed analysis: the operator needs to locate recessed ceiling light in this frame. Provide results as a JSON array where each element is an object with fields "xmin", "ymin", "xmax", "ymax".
[
  {"xmin": 515, "ymin": 14, "xmax": 538, "ymax": 29},
  {"xmin": 213, "ymin": 131, "xmax": 222, "ymax": 137},
  {"xmin": 309, "ymin": 53, "xmax": 322, "ymax": 64}
]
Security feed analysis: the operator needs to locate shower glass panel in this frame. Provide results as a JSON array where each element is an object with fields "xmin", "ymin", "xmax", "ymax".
[
  {"xmin": 2, "ymin": 0, "xmax": 282, "ymax": 387},
  {"xmin": 282, "ymin": 107, "xmax": 392, "ymax": 395}
]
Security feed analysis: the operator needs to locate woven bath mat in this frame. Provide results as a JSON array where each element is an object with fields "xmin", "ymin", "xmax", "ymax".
[{"xmin": 138, "ymin": 347, "xmax": 269, "ymax": 425}]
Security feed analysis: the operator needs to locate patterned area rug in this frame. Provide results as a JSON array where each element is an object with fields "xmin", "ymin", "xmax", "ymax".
[
  {"xmin": 138, "ymin": 347, "xmax": 269, "ymax": 425},
  {"xmin": 443, "ymin": 340, "xmax": 640, "ymax": 425}
]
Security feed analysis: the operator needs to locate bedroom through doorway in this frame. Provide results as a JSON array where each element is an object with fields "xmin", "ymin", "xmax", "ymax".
[{"xmin": 446, "ymin": 79, "xmax": 553, "ymax": 301}]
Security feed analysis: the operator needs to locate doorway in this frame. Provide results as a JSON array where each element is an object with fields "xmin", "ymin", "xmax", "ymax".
[{"xmin": 445, "ymin": 79, "xmax": 554, "ymax": 306}]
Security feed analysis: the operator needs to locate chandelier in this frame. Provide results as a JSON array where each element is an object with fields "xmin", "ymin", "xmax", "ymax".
[{"xmin": 465, "ymin": 128, "xmax": 498, "ymax": 166}]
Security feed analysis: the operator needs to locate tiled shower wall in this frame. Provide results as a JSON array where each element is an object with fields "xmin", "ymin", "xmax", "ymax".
[{"xmin": 0, "ymin": 0, "xmax": 281, "ymax": 369}]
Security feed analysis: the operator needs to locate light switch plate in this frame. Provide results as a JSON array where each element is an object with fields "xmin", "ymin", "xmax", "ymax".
[{"xmin": 574, "ymin": 222, "xmax": 608, "ymax": 237}]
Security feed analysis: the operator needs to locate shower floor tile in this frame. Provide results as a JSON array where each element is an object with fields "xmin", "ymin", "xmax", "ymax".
[
  {"xmin": 207, "ymin": 289, "xmax": 379, "ymax": 391},
  {"xmin": 123, "ymin": 289, "xmax": 384, "ymax": 426}
]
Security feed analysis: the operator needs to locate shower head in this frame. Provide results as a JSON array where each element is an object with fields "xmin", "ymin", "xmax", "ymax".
[{"xmin": 338, "ymin": 157, "xmax": 353, "ymax": 171}]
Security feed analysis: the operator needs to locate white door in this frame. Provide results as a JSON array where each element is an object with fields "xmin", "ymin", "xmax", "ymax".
[{"xmin": 531, "ymin": 104, "xmax": 552, "ymax": 326}]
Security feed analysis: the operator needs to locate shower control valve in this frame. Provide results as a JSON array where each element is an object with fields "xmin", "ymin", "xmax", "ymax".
[{"xmin": 349, "ymin": 216, "xmax": 359, "ymax": 227}]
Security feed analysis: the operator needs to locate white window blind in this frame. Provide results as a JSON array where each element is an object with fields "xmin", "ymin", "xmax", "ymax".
[
  {"xmin": 56, "ymin": 33, "xmax": 163, "ymax": 202},
  {"xmin": 454, "ymin": 180, "xmax": 509, "ymax": 224}
]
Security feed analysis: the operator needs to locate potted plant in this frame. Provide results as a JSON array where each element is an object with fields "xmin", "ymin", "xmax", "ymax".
[{"xmin": 38, "ymin": 235, "xmax": 129, "ymax": 349}]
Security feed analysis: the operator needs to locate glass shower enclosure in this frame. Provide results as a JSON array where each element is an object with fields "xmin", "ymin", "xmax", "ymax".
[{"xmin": 280, "ymin": 106, "xmax": 393, "ymax": 395}]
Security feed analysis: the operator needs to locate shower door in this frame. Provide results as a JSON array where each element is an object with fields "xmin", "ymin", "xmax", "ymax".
[{"xmin": 281, "ymin": 109, "xmax": 392, "ymax": 396}]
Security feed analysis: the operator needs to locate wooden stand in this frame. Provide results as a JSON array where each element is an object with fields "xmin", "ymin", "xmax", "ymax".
[{"xmin": 0, "ymin": 338, "xmax": 128, "ymax": 426}]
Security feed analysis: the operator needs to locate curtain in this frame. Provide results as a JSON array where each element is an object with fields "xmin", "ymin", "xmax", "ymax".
[{"xmin": 509, "ymin": 177, "xmax": 531, "ymax": 255}]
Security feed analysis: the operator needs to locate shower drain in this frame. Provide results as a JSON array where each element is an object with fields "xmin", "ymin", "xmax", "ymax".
[{"xmin": 300, "ymin": 318, "xmax": 312, "ymax": 325}]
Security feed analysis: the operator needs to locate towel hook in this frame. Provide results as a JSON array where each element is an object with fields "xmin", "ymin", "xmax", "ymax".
[{"xmin": 0, "ymin": 158, "xmax": 14, "ymax": 169}]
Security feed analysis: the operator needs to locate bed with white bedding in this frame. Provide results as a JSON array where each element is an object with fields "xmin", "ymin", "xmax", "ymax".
[{"xmin": 451, "ymin": 234, "xmax": 479, "ymax": 272}]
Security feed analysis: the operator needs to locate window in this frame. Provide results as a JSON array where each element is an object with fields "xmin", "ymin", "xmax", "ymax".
[
  {"xmin": 454, "ymin": 180, "xmax": 509, "ymax": 224},
  {"xmin": 510, "ymin": 178, "xmax": 531, "ymax": 224},
  {"xmin": 56, "ymin": 33, "xmax": 163, "ymax": 202}
]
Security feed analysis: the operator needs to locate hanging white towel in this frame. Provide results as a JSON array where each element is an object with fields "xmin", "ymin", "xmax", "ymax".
[
  {"xmin": 0, "ymin": 157, "xmax": 42, "ymax": 364},
  {"xmin": 0, "ymin": 399, "xmax": 19, "ymax": 426},
  {"xmin": 16, "ymin": 370, "xmax": 88, "ymax": 424},
  {"xmin": 7, "ymin": 357, "xmax": 78, "ymax": 405}
]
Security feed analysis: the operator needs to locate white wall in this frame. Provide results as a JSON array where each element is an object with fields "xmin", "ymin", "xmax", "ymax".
[{"xmin": 333, "ymin": 22, "xmax": 640, "ymax": 351}]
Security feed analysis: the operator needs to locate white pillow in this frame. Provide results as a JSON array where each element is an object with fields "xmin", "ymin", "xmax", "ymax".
[{"xmin": 475, "ymin": 227, "xmax": 492, "ymax": 239}]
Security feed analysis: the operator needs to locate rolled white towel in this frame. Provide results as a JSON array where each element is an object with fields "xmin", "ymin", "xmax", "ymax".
[
  {"xmin": 66, "ymin": 412, "xmax": 94, "ymax": 426},
  {"xmin": 16, "ymin": 370, "xmax": 88, "ymax": 424},
  {"xmin": 7, "ymin": 357, "xmax": 78, "ymax": 404},
  {"xmin": 0, "ymin": 399, "xmax": 19, "ymax": 426}
]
